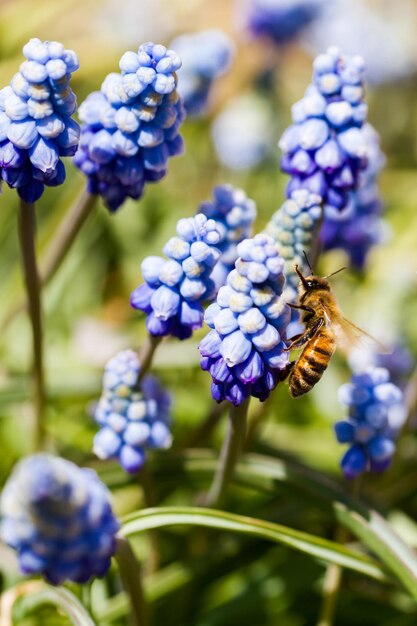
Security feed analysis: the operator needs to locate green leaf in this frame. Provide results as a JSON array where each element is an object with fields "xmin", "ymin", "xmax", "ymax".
[
  {"xmin": 121, "ymin": 506, "xmax": 387, "ymax": 583},
  {"xmin": 7, "ymin": 583, "xmax": 97, "ymax": 626},
  {"xmin": 149, "ymin": 449, "xmax": 417, "ymax": 599}
]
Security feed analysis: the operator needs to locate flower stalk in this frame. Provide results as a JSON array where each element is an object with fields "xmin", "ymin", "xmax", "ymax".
[
  {"xmin": 138, "ymin": 465, "xmax": 160, "ymax": 574},
  {"xmin": 316, "ymin": 526, "xmax": 349, "ymax": 626},
  {"xmin": 316, "ymin": 478, "xmax": 362, "ymax": 626},
  {"xmin": 115, "ymin": 536, "xmax": 150, "ymax": 626},
  {"xmin": 204, "ymin": 397, "xmax": 250, "ymax": 508},
  {"xmin": 18, "ymin": 200, "xmax": 45, "ymax": 450},
  {"xmin": 41, "ymin": 189, "xmax": 97, "ymax": 284},
  {"xmin": 2, "ymin": 189, "xmax": 97, "ymax": 332},
  {"xmin": 136, "ymin": 336, "xmax": 162, "ymax": 385}
]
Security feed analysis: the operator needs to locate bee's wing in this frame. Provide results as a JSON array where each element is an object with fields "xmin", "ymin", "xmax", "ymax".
[{"xmin": 333, "ymin": 316, "xmax": 390, "ymax": 355}]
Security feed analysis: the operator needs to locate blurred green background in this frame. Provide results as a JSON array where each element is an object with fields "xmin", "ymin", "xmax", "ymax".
[{"xmin": 1, "ymin": 0, "xmax": 417, "ymax": 624}]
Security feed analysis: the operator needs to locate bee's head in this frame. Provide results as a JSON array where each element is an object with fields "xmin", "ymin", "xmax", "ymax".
[{"xmin": 295, "ymin": 265, "xmax": 331, "ymax": 294}]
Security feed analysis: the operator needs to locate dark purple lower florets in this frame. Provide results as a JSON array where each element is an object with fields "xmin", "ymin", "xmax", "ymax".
[
  {"xmin": 1, "ymin": 455, "xmax": 119, "ymax": 585},
  {"xmin": 201, "ymin": 350, "xmax": 291, "ymax": 405},
  {"xmin": 131, "ymin": 281, "xmax": 206, "ymax": 340},
  {"xmin": 74, "ymin": 121, "xmax": 184, "ymax": 212},
  {"xmin": 0, "ymin": 140, "xmax": 69, "ymax": 202}
]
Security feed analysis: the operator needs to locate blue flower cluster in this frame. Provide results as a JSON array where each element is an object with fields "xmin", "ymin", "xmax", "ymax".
[
  {"xmin": 74, "ymin": 42, "xmax": 185, "ymax": 212},
  {"xmin": 264, "ymin": 189, "xmax": 322, "ymax": 302},
  {"xmin": 244, "ymin": 0, "xmax": 325, "ymax": 46},
  {"xmin": 334, "ymin": 367, "xmax": 406, "ymax": 479},
  {"xmin": 321, "ymin": 124, "xmax": 386, "ymax": 269},
  {"xmin": 131, "ymin": 214, "xmax": 221, "ymax": 339},
  {"xmin": 94, "ymin": 350, "xmax": 172, "ymax": 473},
  {"xmin": 171, "ymin": 29, "xmax": 234, "ymax": 116},
  {"xmin": 0, "ymin": 38, "xmax": 80, "ymax": 203},
  {"xmin": 279, "ymin": 46, "xmax": 369, "ymax": 215},
  {"xmin": 375, "ymin": 344, "xmax": 414, "ymax": 388},
  {"xmin": 199, "ymin": 234, "xmax": 291, "ymax": 405},
  {"xmin": 0, "ymin": 454, "xmax": 119, "ymax": 584},
  {"xmin": 211, "ymin": 94, "xmax": 273, "ymax": 170},
  {"xmin": 198, "ymin": 184, "xmax": 257, "ymax": 292}
]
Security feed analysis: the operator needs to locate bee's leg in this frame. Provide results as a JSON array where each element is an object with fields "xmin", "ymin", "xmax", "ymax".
[
  {"xmin": 288, "ymin": 332, "xmax": 303, "ymax": 343},
  {"xmin": 287, "ymin": 302, "xmax": 315, "ymax": 322},
  {"xmin": 284, "ymin": 318, "xmax": 324, "ymax": 351},
  {"xmin": 287, "ymin": 303, "xmax": 315, "ymax": 314}
]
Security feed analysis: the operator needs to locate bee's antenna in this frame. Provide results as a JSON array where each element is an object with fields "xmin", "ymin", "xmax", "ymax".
[
  {"xmin": 324, "ymin": 266, "xmax": 348, "ymax": 279},
  {"xmin": 303, "ymin": 250, "xmax": 313, "ymax": 274},
  {"xmin": 295, "ymin": 264, "xmax": 309, "ymax": 289}
]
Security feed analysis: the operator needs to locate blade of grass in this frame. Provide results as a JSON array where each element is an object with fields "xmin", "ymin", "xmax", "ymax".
[{"xmin": 121, "ymin": 506, "xmax": 388, "ymax": 583}]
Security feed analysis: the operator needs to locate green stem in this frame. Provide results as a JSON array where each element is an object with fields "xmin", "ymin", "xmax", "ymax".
[
  {"xmin": 316, "ymin": 527, "xmax": 348, "ymax": 626},
  {"xmin": 138, "ymin": 465, "xmax": 160, "ymax": 574},
  {"xmin": 136, "ymin": 336, "xmax": 161, "ymax": 384},
  {"xmin": 41, "ymin": 189, "xmax": 97, "ymax": 284},
  {"xmin": 115, "ymin": 536, "xmax": 150, "ymax": 626},
  {"xmin": 244, "ymin": 396, "xmax": 272, "ymax": 448},
  {"xmin": 316, "ymin": 478, "xmax": 362, "ymax": 626},
  {"xmin": 18, "ymin": 200, "xmax": 45, "ymax": 450},
  {"xmin": 204, "ymin": 397, "xmax": 250, "ymax": 508},
  {"xmin": 2, "ymin": 189, "xmax": 97, "ymax": 331}
]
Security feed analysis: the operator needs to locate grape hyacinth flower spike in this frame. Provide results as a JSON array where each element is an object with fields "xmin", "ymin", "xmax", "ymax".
[
  {"xmin": 320, "ymin": 123, "xmax": 386, "ymax": 269},
  {"xmin": 211, "ymin": 94, "xmax": 274, "ymax": 171},
  {"xmin": 279, "ymin": 46, "xmax": 369, "ymax": 216},
  {"xmin": 171, "ymin": 29, "xmax": 235, "ymax": 116},
  {"xmin": 199, "ymin": 234, "xmax": 291, "ymax": 406},
  {"xmin": 0, "ymin": 38, "xmax": 80, "ymax": 202},
  {"xmin": 264, "ymin": 189, "xmax": 322, "ymax": 304},
  {"xmin": 74, "ymin": 42, "xmax": 185, "ymax": 212},
  {"xmin": 94, "ymin": 350, "xmax": 172, "ymax": 473},
  {"xmin": 334, "ymin": 367, "xmax": 407, "ymax": 479},
  {"xmin": 131, "ymin": 213, "xmax": 221, "ymax": 339},
  {"xmin": 198, "ymin": 184, "xmax": 257, "ymax": 292},
  {"xmin": 0, "ymin": 455, "xmax": 119, "ymax": 584},
  {"xmin": 243, "ymin": 0, "xmax": 326, "ymax": 47}
]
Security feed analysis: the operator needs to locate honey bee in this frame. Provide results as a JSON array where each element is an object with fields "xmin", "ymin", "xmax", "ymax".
[{"xmin": 286, "ymin": 263, "xmax": 381, "ymax": 398}]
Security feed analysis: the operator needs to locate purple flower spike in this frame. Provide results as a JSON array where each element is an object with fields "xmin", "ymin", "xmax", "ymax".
[
  {"xmin": 74, "ymin": 42, "xmax": 185, "ymax": 212},
  {"xmin": 335, "ymin": 367, "xmax": 406, "ymax": 479},
  {"xmin": 94, "ymin": 350, "xmax": 172, "ymax": 474},
  {"xmin": 131, "ymin": 213, "xmax": 221, "ymax": 339},
  {"xmin": 279, "ymin": 47, "xmax": 370, "ymax": 217},
  {"xmin": 199, "ymin": 234, "xmax": 291, "ymax": 405},
  {"xmin": 1, "ymin": 455, "xmax": 119, "ymax": 584},
  {"xmin": 198, "ymin": 184, "xmax": 257, "ymax": 293},
  {"xmin": 244, "ymin": 0, "xmax": 326, "ymax": 47},
  {"xmin": 320, "ymin": 124, "xmax": 386, "ymax": 269},
  {"xmin": 171, "ymin": 30, "xmax": 234, "ymax": 117},
  {"xmin": 0, "ymin": 38, "xmax": 80, "ymax": 202}
]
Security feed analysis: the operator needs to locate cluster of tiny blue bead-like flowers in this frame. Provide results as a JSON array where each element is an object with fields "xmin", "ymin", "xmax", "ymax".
[
  {"xmin": 199, "ymin": 234, "xmax": 291, "ymax": 406},
  {"xmin": 73, "ymin": 42, "xmax": 185, "ymax": 212},
  {"xmin": 211, "ymin": 94, "xmax": 274, "ymax": 171},
  {"xmin": 0, "ymin": 38, "xmax": 80, "ymax": 202},
  {"xmin": 334, "ymin": 367, "xmax": 406, "ymax": 479},
  {"xmin": 279, "ymin": 46, "xmax": 369, "ymax": 215},
  {"xmin": 264, "ymin": 189, "xmax": 322, "ymax": 302},
  {"xmin": 131, "ymin": 214, "xmax": 221, "ymax": 339},
  {"xmin": 0, "ymin": 454, "xmax": 119, "ymax": 585},
  {"xmin": 244, "ymin": 0, "xmax": 325, "ymax": 46},
  {"xmin": 321, "ymin": 123, "xmax": 386, "ymax": 269},
  {"xmin": 171, "ymin": 29, "xmax": 234, "ymax": 116},
  {"xmin": 94, "ymin": 350, "xmax": 172, "ymax": 474},
  {"xmin": 198, "ymin": 184, "xmax": 257, "ymax": 292}
]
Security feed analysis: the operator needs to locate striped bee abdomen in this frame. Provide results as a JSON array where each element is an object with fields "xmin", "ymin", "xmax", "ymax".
[{"xmin": 289, "ymin": 329, "xmax": 336, "ymax": 398}]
